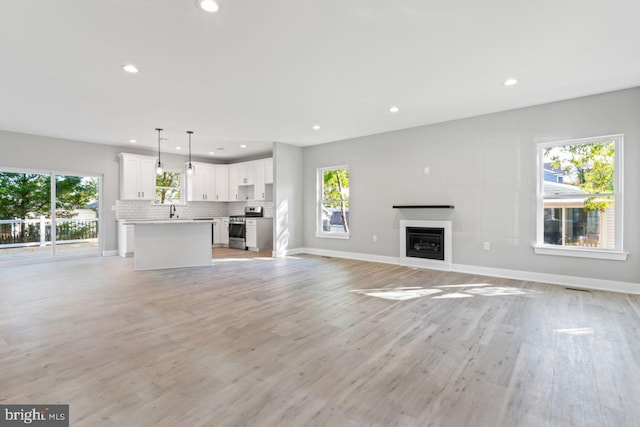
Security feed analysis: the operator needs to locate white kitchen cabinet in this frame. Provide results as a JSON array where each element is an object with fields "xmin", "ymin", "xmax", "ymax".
[
  {"xmin": 264, "ymin": 158, "xmax": 273, "ymax": 184},
  {"xmin": 119, "ymin": 153, "xmax": 156, "ymax": 200},
  {"xmin": 237, "ymin": 161, "xmax": 255, "ymax": 186},
  {"xmin": 213, "ymin": 219, "xmax": 222, "ymax": 245},
  {"xmin": 246, "ymin": 219, "xmax": 257, "ymax": 248},
  {"xmin": 228, "ymin": 165, "xmax": 239, "ymax": 201},
  {"xmin": 215, "ymin": 166, "xmax": 229, "ymax": 201},
  {"xmin": 254, "ymin": 160, "xmax": 266, "ymax": 201},
  {"xmin": 213, "ymin": 217, "xmax": 230, "ymax": 246},
  {"xmin": 187, "ymin": 162, "xmax": 216, "ymax": 201},
  {"xmin": 245, "ymin": 218, "xmax": 273, "ymax": 252},
  {"xmin": 221, "ymin": 218, "xmax": 229, "ymax": 245},
  {"xmin": 117, "ymin": 220, "xmax": 135, "ymax": 257}
]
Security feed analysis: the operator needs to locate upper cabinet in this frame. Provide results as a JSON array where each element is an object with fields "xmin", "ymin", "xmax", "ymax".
[
  {"xmin": 254, "ymin": 160, "xmax": 266, "ymax": 201},
  {"xmin": 238, "ymin": 158, "xmax": 273, "ymax": 201},
  {"xmin": 187, "ymin": 162, "xmax": 216, "ymax": 201},
  {"xmin": 228, "ymin": 165, "xmax": 239, "ymax": 202},
  {"xmin": 119, "ymin": 153, "xmax": 156, "ymax": 200},
  {"xmin": 264, "ymin": 158, "xmax": 273, "ymax": 184},
  {"xmin": 215, "ymin": 166, "xmax": 229, "ymax": 201},
  {"xmin": 237, "ymin": 162, "xmax": 255, "ymax": 186},
  {"xmin": 186, "ymin": 163, "xmax": 232, "ymax": 201}
]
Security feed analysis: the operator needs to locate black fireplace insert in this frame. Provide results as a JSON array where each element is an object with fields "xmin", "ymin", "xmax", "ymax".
[{"xmin": 406, "ymin": 227, "xmax": 445, "ymax": 260}]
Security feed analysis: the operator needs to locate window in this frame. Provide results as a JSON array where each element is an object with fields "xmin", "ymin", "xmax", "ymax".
[
  {"xmin": 535, "ymin": 135, "xmax": 626, "ymax": 260},
  {"xmin": 317, "ymin": 166, "xmax": 350, "ymax": 239},
  {"xmin": 155, "ymin": 171, "xmax": 182, "ymax": 205}
]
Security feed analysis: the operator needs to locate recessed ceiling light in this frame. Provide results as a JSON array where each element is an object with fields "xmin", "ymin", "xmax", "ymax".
[
  {"xmin": 122, "ymin": 64, "xmax": 139, "ymax": 74},
  {"xmin": 197, "ymin": 0, "xmax": 219, "ymax": 13},
  {"xmin": 176, "ymin": 146, "xmax": 182, "ymax": 150},
  {"xmin": 240, "ymin": 144, "xmax": 247, "ymax": 148},
  {"xmin": 312, "ymin": 124, "xmax": 321, "ymax": 131},
  {"xmin": 389, "ymin": 106, "xmax": 400, "ymax": 113},
  {"xmin": 504, "ymin": 78, "xmax": 518, "ymax": 86},
  {"xmin": 129, "ymin": 139, "xmax": 137, "ymax": 143},
  {"xmin": 209, "ymin": 151, "xmax": 215, "ymax": 155}
]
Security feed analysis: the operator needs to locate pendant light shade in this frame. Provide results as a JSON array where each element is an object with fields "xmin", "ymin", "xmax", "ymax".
[
  {"xmin": 186, "ymin": 131, "xmax": 195, "ymax": 176},
  {"xmin": 155, "ymin": 128, "xmax": 164, "ymax": 174}
]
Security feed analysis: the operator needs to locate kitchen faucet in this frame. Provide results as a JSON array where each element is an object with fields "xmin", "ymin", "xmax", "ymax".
[{"xmin": 169, "ymin": 204, "xmax": 177, "ymax": 219}]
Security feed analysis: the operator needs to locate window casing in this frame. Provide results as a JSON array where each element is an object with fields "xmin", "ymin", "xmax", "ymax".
[
  {"xmin": 154, "ymin": 171, "xmax": 183, "ymax": 205},
  {"xmin": 535, "ymin": 135, "xmax": 626, "ymax": 260},
  {"xmin": 316, "ymin": 165, "xmax": 350, "ymax": 239}
]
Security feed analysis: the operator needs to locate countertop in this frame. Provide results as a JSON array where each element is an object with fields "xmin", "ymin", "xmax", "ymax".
[{"xmin": 122, "ymin": 219, "xmax": 216, "ymax": 225}]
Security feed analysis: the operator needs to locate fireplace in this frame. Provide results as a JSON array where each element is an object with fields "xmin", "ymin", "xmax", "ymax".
[
  {"xmin": 399, "ymin": 220, "xmax": 452, "ymax": 271},
  {"xmin": 406, "ymin": 227, "xmax": 444, "ymax": 260}
]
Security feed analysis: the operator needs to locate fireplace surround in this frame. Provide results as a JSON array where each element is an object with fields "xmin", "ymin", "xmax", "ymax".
[{"xmin": 399, "ymin": 220, "xmax": 452, "ymax": 271}]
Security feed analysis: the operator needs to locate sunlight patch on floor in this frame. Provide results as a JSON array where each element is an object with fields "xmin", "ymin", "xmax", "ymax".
[
  {"xmin": 435, "ymin": 283, "xmax": 492, "ymax": 288},
  {"xmin": 350, "ymin": 288, "xmax": 442, "ymax": 300},
  {"xmin": 432, "ymin": 292, "xmax": 474, "ymax": 299},
  {"xmin": 555, "ymin": 327, "xmax": 594, "ymax": 336},
  {"xmin": 352, "ymin": 284, "xmax": 538, "ymax": 301}
]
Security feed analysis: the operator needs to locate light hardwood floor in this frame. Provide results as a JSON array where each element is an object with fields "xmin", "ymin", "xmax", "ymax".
[{"xmin": 1, "ymin": 255, "xmax": 639, "ymax": 426}]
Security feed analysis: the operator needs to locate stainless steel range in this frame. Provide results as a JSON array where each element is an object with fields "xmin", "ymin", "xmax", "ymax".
[
  {"xmin": 228, "ymin": 215, "xmax": 246, "ymax": 250},
  {"xmin": 228, "ymin": 206, "xmax": 264, "ymax": 250}
]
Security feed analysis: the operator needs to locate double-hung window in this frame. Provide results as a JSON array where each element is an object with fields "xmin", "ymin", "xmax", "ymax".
[
  {"xmin": 317, "ymin": 165, "xmax": 350, "ymax": 239},
  {"xmin": 535, "ymin": 134, "xmax": 626, "ymax": 260},
  {"xmin": 155, "ymin": 171, "xmax": 183, "ymax": 205}
]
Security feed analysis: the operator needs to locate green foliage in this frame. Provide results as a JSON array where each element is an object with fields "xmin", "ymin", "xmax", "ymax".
[
  {"xmin": 56, "ymin": 176, "xmax": 98, "ymax": 218},
  {"xmin": 0, "ymin": 172, "xmax": 97, "ymax": 243},
  {"xmin": 545, "ymin": 140, "xmax": 615, "ymax": 212},
  {"xmin": 323, "ymin": 168, "xmax": 350, "ymax": 233},
  {"xmin": 0, "ymin": 173, "xmax": 51, "ymax": 220},
  {"xmin": 155, "ymin": 172, "xmax": 181, "ymax": 205}
]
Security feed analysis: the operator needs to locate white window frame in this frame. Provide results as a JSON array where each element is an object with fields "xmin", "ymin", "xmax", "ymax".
[
  {"xmin": 154, "ymin": 169, "xmax": 185, "ymax": 205},
  {"xmin": 534, "ymin": 134, "xmax": 626, "ymax": 260},
  {"xmin": 316, "ymin": 165, "xmax": 350, "ymax": 239}
]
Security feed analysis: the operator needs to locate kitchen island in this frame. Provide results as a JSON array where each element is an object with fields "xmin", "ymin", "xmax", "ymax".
[{"xmin": 123, "ymin": 219, "xmax": 213, "ymax": 270}]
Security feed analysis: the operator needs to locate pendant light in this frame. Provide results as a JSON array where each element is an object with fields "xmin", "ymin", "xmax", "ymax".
[
  {"xmin": 186, "ymin": 131, "xmax": 195, "ymax": 176},
  {"xmin": 155, "ymin": 128, "xmax": 164, "ymax": 174}
]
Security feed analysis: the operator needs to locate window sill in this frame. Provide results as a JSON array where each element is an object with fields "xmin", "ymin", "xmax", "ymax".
[
  {"xmin": 316, "ymin": 232, "xmax": 350, "ymax": 240},
  {"xmin": 533, "ymin": 244, "xmax": 628, "ymax": 261}
]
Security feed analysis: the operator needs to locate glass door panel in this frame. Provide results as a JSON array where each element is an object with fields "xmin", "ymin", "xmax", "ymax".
[
  {"xmin": 54, "ymin": 175, "xmax": 100, "ymax": 257},
  {"xmin": 0, "ymin": 171, "xmax": 52, "ymax": 263}
]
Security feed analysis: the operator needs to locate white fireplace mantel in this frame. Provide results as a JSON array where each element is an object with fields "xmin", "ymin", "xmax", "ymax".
[{"xmin": 400, "ymin": 220, "xmax": 452, "ymax": 271}]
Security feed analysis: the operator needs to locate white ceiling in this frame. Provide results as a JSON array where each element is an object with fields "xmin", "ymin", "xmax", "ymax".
[{"xmin": 1, "ymin": 0, "xmax": 639, "ymax": 160}]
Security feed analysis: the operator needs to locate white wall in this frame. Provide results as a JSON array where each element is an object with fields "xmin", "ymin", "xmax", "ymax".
[
  {"xmin": 273, "ymin": 142, "xmax": 304, "ymax": 255},
  {"xmin": 302, "ymin": 88, "xmax": 640, "ymax": 284}
]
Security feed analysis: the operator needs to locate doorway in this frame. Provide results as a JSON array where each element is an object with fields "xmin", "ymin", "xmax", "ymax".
[{"xmin": 0, "ymin": 170, "xmax": 101, "ymax": 264}]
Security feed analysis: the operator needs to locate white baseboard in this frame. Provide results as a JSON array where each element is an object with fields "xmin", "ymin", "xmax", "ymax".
[
  {"xmin": 298, "ymin": 248, "xmax": 639, "ymax": 295},
  {"xmin": 302, "ymin": 247, "xmax": 399, "ymax": 265},
  {"xmin": 450, "ymin": 263, "xmax": 640, "ymax": 295},
  {"xmin": 103, "ymin": 250, "xmax": 118, "ymax": 257}
]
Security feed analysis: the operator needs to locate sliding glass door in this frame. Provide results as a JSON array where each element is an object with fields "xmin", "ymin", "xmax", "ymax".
[
  {"xmin": 54, "ymin": 174, "xmax": 100, "ymax": 257},
  {"xmin": 0, "ymin": 170, "xmax": 101, "ymax": 263}
]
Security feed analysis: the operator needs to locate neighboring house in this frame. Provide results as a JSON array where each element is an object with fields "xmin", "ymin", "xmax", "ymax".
[{"xmin": 543, "ymin": 180, "xmax": 614, "ymax": 248}]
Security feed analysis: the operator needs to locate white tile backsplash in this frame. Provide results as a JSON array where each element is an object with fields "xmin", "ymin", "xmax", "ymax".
[{"xmin": 116, "ymin": 200, "xmax": 274, "ymax": 219}]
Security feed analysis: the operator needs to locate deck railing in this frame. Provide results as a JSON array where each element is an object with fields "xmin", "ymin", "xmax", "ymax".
[{"xmin": 0, "ymin": 217, "xmax": 99, "ymax": 247}]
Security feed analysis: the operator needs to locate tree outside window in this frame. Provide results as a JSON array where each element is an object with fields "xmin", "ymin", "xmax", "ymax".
[
  {"xmin": 155, "ymin": 171, "xmax": 182, "ymax": 205},
  {"xmin": 538, "ymin": 135, "xmax": 621, "ymax": 251},
  {"xmin": 318, "ymin": 166, "xmax": 350, "ymax": 237}
]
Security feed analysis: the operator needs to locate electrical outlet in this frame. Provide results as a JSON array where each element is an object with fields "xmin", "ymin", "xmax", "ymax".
[
  {"xmin": 483, "ymin": 241, "xmax": 491, "ymax": 250},
  {"xmin": 372, "ymin": 235, "xmax": 377, "ymax": 242},
  {"xmin": 424, "ymin": 166, "xmax": 430, "ymax": 175}
]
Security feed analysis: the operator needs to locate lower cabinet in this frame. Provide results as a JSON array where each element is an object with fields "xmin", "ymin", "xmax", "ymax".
[
  {"xmin": 245, "ymin": 218, "xmax": 273, "ymax": 252},
  {"xmin": 117, "ymin": 220, "xmax": 134, "ymax": 257},
  {"xmin": 246, "ymin": 220, "xmax": 257, "ymax": 248},
  {"xmin": 213, "ymin": 217, "xmax": 230, "ymax": 246}
]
